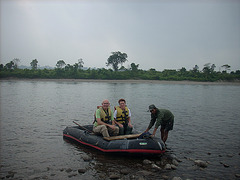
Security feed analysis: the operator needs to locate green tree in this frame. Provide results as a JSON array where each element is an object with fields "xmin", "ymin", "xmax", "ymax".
[
  {"xmin": 221, "ymin": 64, "xmax": 231, "ymax": 72},
  {"xmin": 193, "ymin": 65, "xmax": 199, "ymax": 73},
  {"xmin": 12, "ymin": 58, "xmax": 20, "ymax": 69},
  {"xmin": 106, "ymin": 51, "xmax": 128, "ymax": 71},
  {"xmin": 78, "ymin": 58, "xmax": 84, "ymax": 69},
  {"xmin": 130, "ymin": 63, "xmax": 139, "ymax": 71},
  {"xmin": 56, "ymin": 60, "xmax": 66, "ymax": 69},
  {"xmin": 210, "ymin": 64, "xmax": 216, "ymax": 73},
  {"xmin": 119, "ymin": 66, "xmax": 127, "ymax": 71},
  {"xmin": 30, "ymin": 59, "xmax": 38, "ymax": 70},
  {"xmin": 5, "ymin": 61, "xmax": 14, "ymax": 70},
  {"xmin": 202, "ymin": 63, "xmax": 211, "ymax": 74}
]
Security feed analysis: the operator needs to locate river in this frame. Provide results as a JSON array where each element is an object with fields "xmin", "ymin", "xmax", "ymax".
[{"xmin": 0, "ymin": 79, "xmax": 240, "ymax": 180}]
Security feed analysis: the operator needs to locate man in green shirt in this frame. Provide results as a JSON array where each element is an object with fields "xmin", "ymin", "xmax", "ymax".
[
  {"xmin": 93, "ymin": 99, "xmax": 119, "ymax": 137},
  {"xmin": 144, "ymin": 104, "xmax": 174, "ymax": 144}
]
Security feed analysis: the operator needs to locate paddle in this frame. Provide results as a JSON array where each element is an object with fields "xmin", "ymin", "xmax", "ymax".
[
  {"xmin": 72, "ymin": 121, "xmax": 93, "ymax": 133},
  {"xmin": 103, "ymin": 133, "xmax": 141, "ymax": 141}
]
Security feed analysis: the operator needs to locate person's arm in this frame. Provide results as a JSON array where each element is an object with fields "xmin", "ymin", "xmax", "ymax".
[
  {"xmin": 127, "ymin": 109, "xmax": 133, "ymax": 128},
  {"xmin": 151, "ymin": 111, "xmax": 164, "ymax": 136},
  {"xmin": 152, "ymin": 128, "xmax": 158, "ymax": 136},
  {"xmin": 154, "ymin": 111, "xmax": 164, "ymax": 129},
  {"xmin": 145, "ymin": 116, "xmax": 156, "ymax": 132},
  {"xmin": 95, "ymin": 109, "xmax": 115, "ymax": 129},
  {"xmin": 109, "ymin": 109, "xmax": 117, "ymax": 130}
]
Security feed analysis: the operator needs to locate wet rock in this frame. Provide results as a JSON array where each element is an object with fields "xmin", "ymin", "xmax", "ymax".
[
  {"xmin": 82, "ymin": 155, "xmax": 91, "ymax": 161},
  {"xmin": 155, "ymin": 161, "xmax": 162, "ymax": 166},
  {"xmin": 130, "ymin": 174, "xmax": 136, "ymax": 179},
  {"xmin": 137, "ymin": 176, "xmax": 145, "ymax": 180},
  {"xmin": 162, "ymin": 175, "xmax": 169, "ymax": 180},
  {"xmin": 172, "ymin": 177, "xmax": 182, "ymax": 180},
  {"xmin": 171, "ymin": 164, "xmax": 177, "ymax": 170},
  {"xmin": 65, "ymin": 168, "xmax": 73, "ymax": 173},
  {"xmin": 78, "ymin": 168, "xmax": 86, "ymax": 173},
  {"xmin": 68, "ymin": 173, "xmax": 77, "ymax": 178},
  {"xmin": 164, "ymin": 164, "xmax": 172, "ymax": 170},
  {"xmin": 137, "ymin": 170, "xmax": 152, "ymax": 176},
  {"xmin": 227, "ymin": 154, "xmax": 233, "ymax": 158},
  {"xmin": 175, "ymin": 157, "xmax": 182, "ymax": 163},
  {"xmin": 220, "ymin": 161, "xmax": 230, "ymax": 168},
  {"xmin": 109, "ymin": 173, "xmax": 120, "ymax": 179},
  {"xmin": 120, "ymin": 169, "xmax": 130, "ymax": 175},
  {"xmin": 188, "ymin": 157, "xmax": 194, "ymax": 161},
  {"xmin": 6, "ymin": 174, "xmax": 14, "ymax": 178},
  {"xmin": 194, "ymin": 160, "xmax": 208, "ymax": 168},
  {"xmin": 207, "ymin": 152, "xmax": 211, "ymax": 155},
  {"xmin": 60, "ymin": 168, "xmax": 65, "ymax": 172},
  {"xmin": 168, "ymin": 154, "xmax": 177, "ymax": 160},
  {"xmin": 151, "ymin": 163, "xmax": 161, "ymax": 170},
  {"xmin": 223, "ymin": 163, "xmax": 230, "ymax": 168},
  {"xmin": 136, "ymin": 163, "xmax": 142, "ymax": 167},
  {"xmin": 108, "ymin": 167, "xmax": 118, "ymax": 173},
  {"xmin": 6, "ymin": 171, "xmax": 15, "ymax": 178},
  {"xmin": 46, "ymin": 167, "xmax": 50, "ymax": 171},
  {"xmin": 172, "ymin": 159, "xmax": 179, "ymax": 166},
  {"xmin": 143, "ymin": 159, "xmax": 152, "ymax": 165},
  {"xmin": 42, "ymin": 175, "xmax": 48, "ymax": 179},
  {"xmin": 168, "ymin": 154, "xmax": 181, "ymax": 163},
  {"xmin": 235, "ymin": 174, "xmax": 240, "ymax": 178}
]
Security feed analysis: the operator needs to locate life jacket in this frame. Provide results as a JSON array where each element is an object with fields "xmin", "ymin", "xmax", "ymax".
[
  {"xmin": 115, "ymin": 106, "xmax": 129, "ymax": 125},
  {"xmin": 94, "ymin": 106, "xmax": 112, "ymax": 125}
]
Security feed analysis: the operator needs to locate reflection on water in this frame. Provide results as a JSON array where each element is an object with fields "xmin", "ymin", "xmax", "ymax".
[{"xmin": 0, "ymin": 80, "xmax": 240, "ymax": 179}]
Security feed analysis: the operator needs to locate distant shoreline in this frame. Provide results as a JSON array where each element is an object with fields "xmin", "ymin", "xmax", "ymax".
[{"xmin": 1, "ymin": 78, "xmax": 240, "ymax": 85}]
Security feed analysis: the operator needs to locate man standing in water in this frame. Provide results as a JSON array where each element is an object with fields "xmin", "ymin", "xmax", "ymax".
[
  {"xmin": 144, "ymin": 104, "xmax": 174, "ymax": 144},
  {"xmin": 93, "ymin": 99, "xmax": 119, "ymax": 137}
]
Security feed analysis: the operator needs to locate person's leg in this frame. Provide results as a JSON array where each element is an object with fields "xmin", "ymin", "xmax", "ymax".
[
  {"xmin": 93, "ymin": 125, "xmax": 109, "ymax": 137},
  {"xmin": 118, "ymin": 126, "xmax": 125, "ymax": 135},
  {"xmin": 160, "ymin": 127, "xmax": 165, "ymax": 140},
  {"xmin": 114, "ymin": 126, "xmax": 119, "ymax": 136},
  {"xmin": 107, "ymin": 126, "xmax": 119, "ymax": 136},
  {"xmin": 163, "ymin": 117, "xmax": 173, "ymax": 143},
  {"xmin": 162, "ymin": 130, "xmax": 169, "ymax": 143},
  {"xmin": 125, "ymin": 126, "xmax": 133, "ymax": 135}
]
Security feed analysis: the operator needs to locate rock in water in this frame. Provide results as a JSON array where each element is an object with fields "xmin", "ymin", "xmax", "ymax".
[
  {"xmin": 194, "ymin": 160, "xmax": 208, "ymax": 168},
  {"xmin": 143, "ymin": 159, "xmax": 152, "ymax": 165},
  {"xmin": 164, "ymin": 164, "xmax": 172, "ymax": 170}
]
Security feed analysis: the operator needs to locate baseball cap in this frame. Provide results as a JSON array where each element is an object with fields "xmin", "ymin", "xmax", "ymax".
[{"xmin": 148, "ymin": 104, "xmax": 156, "ymax": 111}]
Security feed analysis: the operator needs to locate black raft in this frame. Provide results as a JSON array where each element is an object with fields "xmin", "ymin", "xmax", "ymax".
[{"xmin": 63, "ymin": 125, "xmax": 166, "ymax": 155}]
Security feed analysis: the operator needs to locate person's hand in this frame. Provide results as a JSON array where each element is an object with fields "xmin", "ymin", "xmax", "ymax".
[
  {"xmin": 119, "ymin": 124, "xmax": 124, "ymax": 128},
  {"xmin": 109, "ymin": 125, "xmax": 116, "ymax": 130},
  {"xmin": 150, "ymin": 134, "xmax": 155, "ymax": 138},
  {"xmin": 128, "ymin": 123, "xmax": 133, "ymax": 128}
]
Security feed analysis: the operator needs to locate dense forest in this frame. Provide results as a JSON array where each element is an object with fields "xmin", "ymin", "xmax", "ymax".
[{"xmin": 1, "ymin": 52, "xmax": 240, "ymax": 82}]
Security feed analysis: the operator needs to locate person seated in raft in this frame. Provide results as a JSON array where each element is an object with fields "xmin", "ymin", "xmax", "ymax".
[
  {"xmin": 93, "ymin": 99, "xmax": 119, "ymax": 137},
  {"xmin": 114, "ymin": 98, "xmax": 133, "ymax": 135}
]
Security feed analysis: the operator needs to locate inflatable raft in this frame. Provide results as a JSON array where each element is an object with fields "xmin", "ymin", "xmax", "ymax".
[{"xmin": 63, "ymin": 125, "xmax": 166, "ymax": 155}]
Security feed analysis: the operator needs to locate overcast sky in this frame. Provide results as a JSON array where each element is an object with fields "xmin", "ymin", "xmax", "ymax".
[{"xmin": 1, "ymin": 0, "xmax": 240, "ymax": 71}]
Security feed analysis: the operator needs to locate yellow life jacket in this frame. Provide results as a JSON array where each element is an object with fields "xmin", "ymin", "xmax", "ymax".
[
  {"xmin": 98, "ymin": 106, "xmax": 112, "ymax": 124},
  {"xmin": 115, "ymin": 106, "xmax": 129, "ymax": 124}
]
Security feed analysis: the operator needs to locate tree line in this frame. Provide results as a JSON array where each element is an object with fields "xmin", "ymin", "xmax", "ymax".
[{"xmin": 1, "ymin": 52, "xmax": 240, "ymax": 82}]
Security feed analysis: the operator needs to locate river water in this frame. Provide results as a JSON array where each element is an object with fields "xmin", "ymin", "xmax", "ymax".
[{"xmin": 0, "ymin": 79, "xmax": 240, "ymax": 180}]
